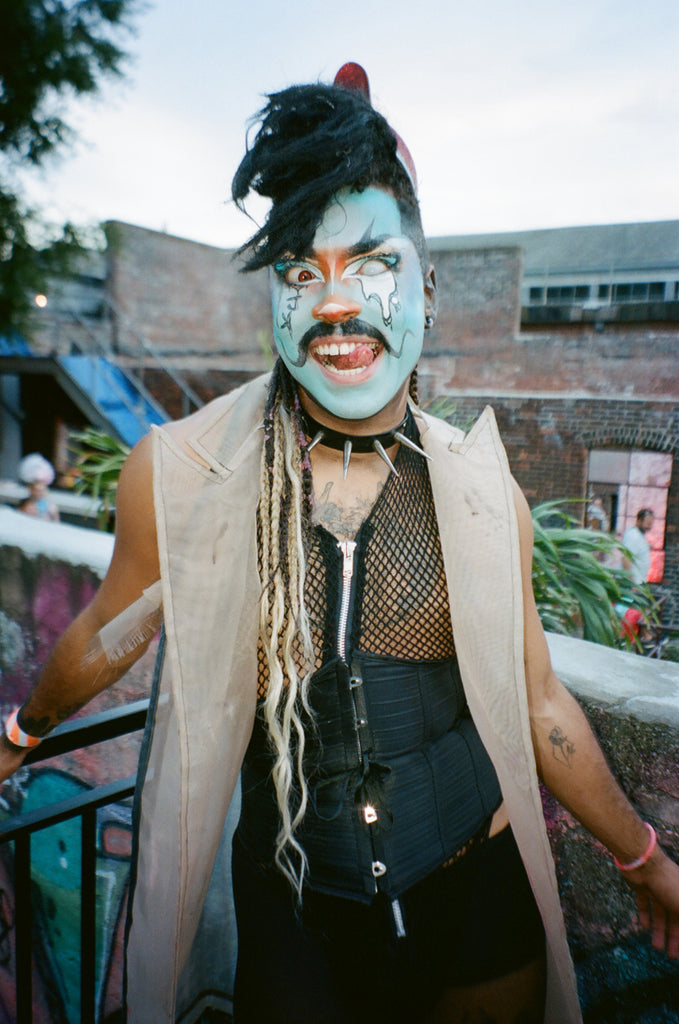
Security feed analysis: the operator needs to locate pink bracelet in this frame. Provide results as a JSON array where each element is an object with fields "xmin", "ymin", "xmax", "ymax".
[{"xmin": 613, "ymin": 823, "xmax": 657, "ymax": 871}]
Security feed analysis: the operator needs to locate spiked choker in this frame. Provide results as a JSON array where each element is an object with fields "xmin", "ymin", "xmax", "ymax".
[{"xmin": 299, "ymin": 406, "xmax": 431, "ymax": 478}]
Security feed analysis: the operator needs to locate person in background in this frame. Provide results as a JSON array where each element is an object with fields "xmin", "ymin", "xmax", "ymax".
[
  {"xmin": 622, "ymin": 508, "xmax": 654, "ymax": 585},
  {"xmin": 17, "ymin": 454, "xmax": 59, "ymax": 522},
  {"xmin": 586, "ymin": 495, "xmax": 609, "ymax": 533}
]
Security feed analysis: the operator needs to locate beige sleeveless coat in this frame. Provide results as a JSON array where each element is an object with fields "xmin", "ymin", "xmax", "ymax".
[{"xmin": 125, "ymin": 374, "xmax": 582, "ymax": 1023}]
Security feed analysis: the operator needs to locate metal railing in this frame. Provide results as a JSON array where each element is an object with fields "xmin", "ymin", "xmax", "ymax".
[
  {"xmin": 0, "ymin": 700, "xmax": 149, "ymax": 1024},
  {"xmin": 102, "ymin": 295, "xmax": 205, "ymax": 417}
]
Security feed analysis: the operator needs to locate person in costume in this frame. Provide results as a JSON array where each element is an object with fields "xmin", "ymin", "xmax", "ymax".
[{"xmin": 1, "ymin": 67, "xmax": 679, "ymax": 1024}]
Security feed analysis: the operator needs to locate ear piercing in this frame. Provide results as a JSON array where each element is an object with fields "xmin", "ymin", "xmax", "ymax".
[{"xmin": 425, "ymin": 315, "xmax": 435, "ymax": 329}]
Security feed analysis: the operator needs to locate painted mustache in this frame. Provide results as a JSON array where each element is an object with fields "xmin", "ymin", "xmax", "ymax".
[{"xmin": 288, "ymin": 319, "xmax": 390, "ymax": 367}]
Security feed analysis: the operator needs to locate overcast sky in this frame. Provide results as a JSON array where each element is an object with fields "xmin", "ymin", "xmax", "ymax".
[{"xmin": 21, "ymin": 0, "xmax": 679, "ymax": 250}]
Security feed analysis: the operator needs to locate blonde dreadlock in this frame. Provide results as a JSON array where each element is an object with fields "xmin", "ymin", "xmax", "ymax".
[
  {"xmin": 258, "ymin": 359, "xmax": 316, "ymax": 898},
  {"xmin": 258, "ymin": 358, "xmax": 420, "ymax": 898}
]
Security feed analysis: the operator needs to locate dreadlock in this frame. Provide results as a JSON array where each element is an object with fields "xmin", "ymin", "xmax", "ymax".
[
  {"xmin": 258, "ymin": 358, "xmax": 316, "ymax": 897},
  {"xmin": 232, "ymin": 82, "xmax": 429, "ymax": 272}
]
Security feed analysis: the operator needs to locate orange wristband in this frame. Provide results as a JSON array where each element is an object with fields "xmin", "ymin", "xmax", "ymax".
[{"xmin": 5, "ymin": 708, "xmax": 42, "ymax": 749}]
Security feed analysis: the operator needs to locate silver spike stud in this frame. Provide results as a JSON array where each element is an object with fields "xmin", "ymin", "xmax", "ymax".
[
  {"xmin": 308, "ymin": 431, "xmax": 325, "ymax": 451},
  {"xmin": 392, "ymin": 431, "xmax": 432, "ymax": 461},
  {"xmin": 373, "ymin": 439, "xmax": 399, "ymax": 477},
  {"xmin": 343, "ymin": 439, "xmax": 352, "ymax": 479}
]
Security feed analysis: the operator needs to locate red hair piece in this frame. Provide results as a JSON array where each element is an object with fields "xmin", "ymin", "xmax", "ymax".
[{"xmin": 333, "ymin": 62, "xmax": 418, "ymax": 193}]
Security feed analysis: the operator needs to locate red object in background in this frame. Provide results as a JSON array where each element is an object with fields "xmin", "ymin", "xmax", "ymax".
[
  {"xmin": 621, "ymin": 607, "xmax": 643, "ymax": 641},
  {"xmin": 648, "ymin": 548, "xmax": 665, "ymax": 584}
]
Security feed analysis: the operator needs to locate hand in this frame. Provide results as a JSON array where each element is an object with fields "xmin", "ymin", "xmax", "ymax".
[
  {"xmin": 0, "ymin": 735, "xmax": 29, "ymax": 784},
  {"xmin": 623, "ymin": 845, "xmax": 679, "ymax": 958}
]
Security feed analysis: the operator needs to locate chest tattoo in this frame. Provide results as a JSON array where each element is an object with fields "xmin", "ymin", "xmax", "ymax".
[{"xmin": 312, "ymin": 479, "xmax": 386, "ymax": 541}]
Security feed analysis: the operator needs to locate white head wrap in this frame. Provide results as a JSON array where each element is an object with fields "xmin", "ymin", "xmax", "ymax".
[{"xmin": 19, "ymin": 453, "xmax": 55, "ymax": 486}]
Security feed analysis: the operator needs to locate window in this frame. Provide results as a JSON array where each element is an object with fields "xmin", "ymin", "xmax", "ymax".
[
  {"xmin": 544, "ymin": 285, "xmax": 590, "ymax": 304},
  {"xmin": 608, "ymin": 282, "xmax": 667, "ymax": 303},
  {"xmin": 587, "ymin": 449, "xmax": 672, "ymax": 582}
]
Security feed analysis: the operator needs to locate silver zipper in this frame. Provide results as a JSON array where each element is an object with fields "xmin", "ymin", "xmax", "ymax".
[
  {"xmin": 391, "ymin": 898, "xmax": 407, "ymax": 939},
  {"xmin": 337, "ymin": 540, "xmax": 356, "ymax": 661}
]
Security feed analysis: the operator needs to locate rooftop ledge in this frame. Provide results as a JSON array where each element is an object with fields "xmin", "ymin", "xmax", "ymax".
[
  {"xmin": 0, "ymin": 504, "xmax": 113, "ymax": 577},
  {"xmin": 548, "ymin": 631, "xmax": 679, "ymax": 728}
]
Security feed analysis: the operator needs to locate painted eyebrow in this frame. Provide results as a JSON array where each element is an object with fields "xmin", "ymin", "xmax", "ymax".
[
  {"xmin": 299, "ymin": 234, "xmax": 397, "ymax": 262},
  {"xmin": 344, "ymin": 235, "xmax": 397, "ymax": 260}
]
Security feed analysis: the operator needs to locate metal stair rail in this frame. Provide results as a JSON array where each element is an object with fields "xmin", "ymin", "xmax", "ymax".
[
  {"xmin": 0, "ymin": 701, "xmax": 149, "ymax": 1024},
  {"xmin": 57, "ymin": 306, "xmax": 171, "ymax": 445},
  {"xmin": 102, "ymin": 295, "xmax": 205, "ymax": 420}
]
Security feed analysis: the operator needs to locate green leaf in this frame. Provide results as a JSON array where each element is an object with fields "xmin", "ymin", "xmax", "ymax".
[{"xmin": 530, "ymin": 500, "xmax": 660, "ymax": 649}]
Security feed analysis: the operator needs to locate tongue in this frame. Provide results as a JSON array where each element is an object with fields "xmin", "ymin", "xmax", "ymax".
[{"xmin": 332, "ymin": 344, "xmax": 376, "ymax": 371}]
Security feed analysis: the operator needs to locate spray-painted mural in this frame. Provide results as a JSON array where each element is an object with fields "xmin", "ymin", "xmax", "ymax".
[
  {"xmin": 0, "ymin": 541, "xmax": 152, "ymax": 1023},
  {"xmin": 0, "ymin": 769, "xmax": 132, "ymax": 1023}
]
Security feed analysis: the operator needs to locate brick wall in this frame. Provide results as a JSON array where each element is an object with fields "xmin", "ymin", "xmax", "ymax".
[
  {"xmin": 105, "ymin": 221, "xmax": 271, "ymax": 362},
  {"xmin": 419, "ymin": 324, "xmax": 679, "ymax": 399},
  {"xmin": 102, "ymin": 223, "xmax": 678, "ymax": 403},
  {"xmin": 426, "ymin": 246, "xmax": 523, "ymax": 351}
]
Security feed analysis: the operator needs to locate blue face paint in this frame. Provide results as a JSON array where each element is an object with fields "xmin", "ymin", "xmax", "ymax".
[{"xmin": 269, "ymin": 187, "xmax": 426, "ymax": 421}]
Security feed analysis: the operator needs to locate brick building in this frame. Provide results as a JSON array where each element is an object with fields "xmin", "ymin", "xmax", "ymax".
[
  {"xmin": 2, "ymin": 219, "xmax": 678, "ymax": 612},
  {"xmin": 420, "ymin": 224, "xmax": 679, "ymax": 613}
]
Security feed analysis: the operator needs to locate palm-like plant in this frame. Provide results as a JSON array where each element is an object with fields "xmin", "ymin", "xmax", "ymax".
[
  {"xmin": 70, "ymin": 428, "xmax": 130, "ymax": 531},
  {"xmin": 531, "ymin": 501, "xmax": 657, "ymax": 648}
]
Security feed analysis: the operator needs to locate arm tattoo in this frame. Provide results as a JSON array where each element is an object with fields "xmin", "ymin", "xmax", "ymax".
[
  {"xmin": 19, "ymin": 703, "xmax": 82, "ymax": 738},
  {"xmin": 17, "ymin": 712, "xmax": 54, "ymax": 738},
  {"xmin": 549, "ymin": 725, "xmax": 575, "ymax": 768}
]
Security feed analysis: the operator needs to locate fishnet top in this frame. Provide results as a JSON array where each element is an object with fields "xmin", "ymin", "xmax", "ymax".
[
  {"xmin": 244, "ymin": 416, "xmax": 502, "ymax": 898},
  {"xmin": 257, "ymin": 415, "xmax": 456, "ymax": 696}
]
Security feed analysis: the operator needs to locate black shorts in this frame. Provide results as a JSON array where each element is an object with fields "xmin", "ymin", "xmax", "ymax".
[{"xmin": 232, "ymin": 825, "xmax": 546, "ymax": 1024}]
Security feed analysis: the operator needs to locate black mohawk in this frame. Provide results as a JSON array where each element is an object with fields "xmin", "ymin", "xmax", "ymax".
[{"xmin": 232, "ymin": 82, "xmax": 418, "ymax": 271}]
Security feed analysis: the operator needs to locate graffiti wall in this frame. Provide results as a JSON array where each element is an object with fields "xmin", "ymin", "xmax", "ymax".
[{"xmin": 0, "ymin": 525, "xmax": 155, "ymax": 1023}]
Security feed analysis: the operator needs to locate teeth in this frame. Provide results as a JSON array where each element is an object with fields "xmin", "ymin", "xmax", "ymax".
[
  {"xmin": 315, "ymin": 341, "xmax": 344, "ymax": 356},
  {"xmin": 313, "ymin": 340, "xmax": 379, "ymax": 357},
  {"xmin": 311, "ymin": 338, "xmax": 381, "ymax": 376}
]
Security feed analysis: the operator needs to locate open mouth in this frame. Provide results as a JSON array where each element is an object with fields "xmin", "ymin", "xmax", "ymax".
[{"xmin": 311, "ymin": 339, "xmax": 382, "ymax": 376}]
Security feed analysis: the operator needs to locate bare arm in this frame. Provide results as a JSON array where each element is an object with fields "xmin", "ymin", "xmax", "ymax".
[
  {"xmin": 514, "ymin": 480, "xmax": 679, "ymax": 957},
  {"xmin": 0, "ymin": 433, "xmax": 160, "ymax": 777}
]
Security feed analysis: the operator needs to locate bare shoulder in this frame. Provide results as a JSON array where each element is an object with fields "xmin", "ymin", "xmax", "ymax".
[
  {"xmin": 511, "ymin": 477, "xmax": 534, "ymax": 543},
  {"xmin": 95, "ymin": 433, "xmax": 160, "ymax": 612},
  {"xmin": 118, "ymin": 431, "xmax": 154, "ymax": 495}
]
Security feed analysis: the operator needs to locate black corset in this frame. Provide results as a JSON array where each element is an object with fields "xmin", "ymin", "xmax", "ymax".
[
  {"xmin": 241, "ymin": 415, "xmax": 502, "ymax": 900},
  {"xmin": 239, "ymin": 651, "xmax": 502, "ymax": 900}
]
